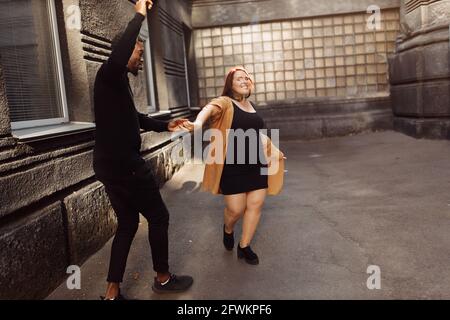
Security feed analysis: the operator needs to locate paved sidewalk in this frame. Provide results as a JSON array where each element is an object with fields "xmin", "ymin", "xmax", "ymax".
[{"xmin": 48, "ymin": 131, "xmax": 450, "ymax": 300}]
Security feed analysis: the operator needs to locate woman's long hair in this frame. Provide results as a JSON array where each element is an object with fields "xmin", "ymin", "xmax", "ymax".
[{"xmin": 221, "ymin": 66, "xmax": 254, "ymax": 100}]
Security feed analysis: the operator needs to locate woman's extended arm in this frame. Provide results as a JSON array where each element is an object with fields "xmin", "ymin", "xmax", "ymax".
[{"xmin": 182, "ymin": 104, "xmax": 221, "ymax": 131}]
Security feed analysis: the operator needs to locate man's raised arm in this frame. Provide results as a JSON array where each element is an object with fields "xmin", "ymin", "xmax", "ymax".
[{"xmin": 105, "ymin": 0, "xmax": 153, "ymax": 77}]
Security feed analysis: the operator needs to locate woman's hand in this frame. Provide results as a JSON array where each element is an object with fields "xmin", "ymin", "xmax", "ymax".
[
  {"xmin": 168, "ymin": 118, "xmax": 189, "ymax": 132},
  {"xmin": 180, "ymin": 120, "xmax": 201, "ymax": 132}
]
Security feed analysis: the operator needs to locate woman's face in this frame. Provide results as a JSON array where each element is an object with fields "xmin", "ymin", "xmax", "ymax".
[{"xmin": 231, "ymin": 70, "xmax": 252, "ymax": 98}]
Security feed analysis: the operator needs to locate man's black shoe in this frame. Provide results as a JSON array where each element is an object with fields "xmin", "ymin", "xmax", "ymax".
[
  {"xmin": 100, "ymin": 289, "xmax": 127, "ymax": 300},
  {"xmin": 152, "ymin": 274, "xmax": 193, "ymax": 294}
]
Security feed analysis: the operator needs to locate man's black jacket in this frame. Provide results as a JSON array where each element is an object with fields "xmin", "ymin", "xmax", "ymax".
[{"xmin": 93, "ymin": 13, "xmax": 167, "ymax": 180}]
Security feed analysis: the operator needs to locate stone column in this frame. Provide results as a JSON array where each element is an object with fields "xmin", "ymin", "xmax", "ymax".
[
  {"xmin": 389, "ymin": 0, "xmax": 450, "ymax": 139},
  {"xmin": 0, "ymin": 62, "xmax": 17, "ymax": 157},
  {"xmin": 0, "ymin": 63, "xmax": 11, "ymax": 138}
]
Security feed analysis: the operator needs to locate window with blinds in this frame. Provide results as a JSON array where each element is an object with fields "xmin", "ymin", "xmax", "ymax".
[{"xmin": 0, "ymin": 0, "xmax": 68, "ymax": 129}]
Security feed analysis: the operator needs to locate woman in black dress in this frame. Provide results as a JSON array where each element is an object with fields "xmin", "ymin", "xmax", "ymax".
[{"xmin": 182, "ymin": 67, "xmax": 285, "ymax": 265}]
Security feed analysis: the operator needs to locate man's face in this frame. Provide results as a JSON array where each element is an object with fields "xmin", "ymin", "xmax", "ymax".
[{"xmin": 127, "ymin": 41, "xmax": 144, "ymax": 76}]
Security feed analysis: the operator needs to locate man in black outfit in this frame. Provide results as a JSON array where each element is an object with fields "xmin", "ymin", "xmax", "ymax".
[{"xmin": 93, "ymin": 0, "xmax": 193, "ymax": 299}]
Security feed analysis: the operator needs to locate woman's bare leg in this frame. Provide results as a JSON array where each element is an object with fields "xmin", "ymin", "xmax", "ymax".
[
  {"xmin": 240, "ymin": 189, "xmax": 267, "ymax": 247},
  {"xmin": 223, "ymin": 193, "xmax": 247, "ymax": 233}
]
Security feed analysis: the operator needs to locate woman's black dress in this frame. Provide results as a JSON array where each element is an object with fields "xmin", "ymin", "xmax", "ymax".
[{"xmin": 219, "ymin": 102, "xmax": 268, "ymax": 195}]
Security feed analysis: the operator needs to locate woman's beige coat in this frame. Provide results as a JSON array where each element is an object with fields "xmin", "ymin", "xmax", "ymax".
[{"xmin": 201, "ymin": 96, "xmax": 285, "ymax": 196}]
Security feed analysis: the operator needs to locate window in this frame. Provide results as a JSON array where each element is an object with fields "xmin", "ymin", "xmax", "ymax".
[{"xmin": 0, "ymin": 0, "xmax": 68, "ymax": 130}]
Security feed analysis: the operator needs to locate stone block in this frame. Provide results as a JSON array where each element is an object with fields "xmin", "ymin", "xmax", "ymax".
[
  {"xmin": 0, "ymin": 150, "xmax": 94, "ymax": 218},
  {"xmin": 389, "ymin": 47, "xmax": 424, "ymax": 84},
  {"xmin": 391, "ymin": 83, "xmax": 423, "ymax": 116},
  {"xmin": 422, "ymin": 42, "xmax": 450, "ymax": 80},
  {"xmin": 64, "ymin": 182, "xmax": 117, "ymax": 265},
  {"xmin": 394, "ymin": 117, "xmax": 450, "ymax": 139},
  {"xmin": 422, "ymin": 80, "xmax": 450, "ymax": 116},
  {"xmin": 0, "ymin": 202, "xmax": 68, "ymax": 299},
  {"xmin": 391, "ymin": 79, "xmax": 450, "ymax": 117},
  {"xmin": 404, "ymin": 0, "xmax": 450, "ymax": 31}
]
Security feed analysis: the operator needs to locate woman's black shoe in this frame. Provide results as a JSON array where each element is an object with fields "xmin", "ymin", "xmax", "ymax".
[
  {"xmin": 237, "ymin": 244, "xmax": 259, "ymax": 265},
  {"xmin": 223, "ymin": 225, "xmax": 234, "ymax": 251}
]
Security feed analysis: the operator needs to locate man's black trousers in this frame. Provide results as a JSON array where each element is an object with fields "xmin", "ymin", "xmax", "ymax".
[{"xmin": 100, "ymin": 163, "xmax": 169, "ymax": 283}]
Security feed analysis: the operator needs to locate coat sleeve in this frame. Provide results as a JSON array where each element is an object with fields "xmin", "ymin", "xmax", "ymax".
[
  {"xmin": 137, "ymin": 112, "xmax": 168, "ymax": 133},
  {"xmin": 208, "ymin": 96, "xmax": 230, "ymax": 123}
]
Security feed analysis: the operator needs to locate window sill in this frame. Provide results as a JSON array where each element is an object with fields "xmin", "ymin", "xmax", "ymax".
[
  {"xmin": 148, "ymin": 110, "xmax": 171, "ymax": 119},
  {"xmin": 12, "ymin": 122, "xmax": 96, "ymax": 142}
]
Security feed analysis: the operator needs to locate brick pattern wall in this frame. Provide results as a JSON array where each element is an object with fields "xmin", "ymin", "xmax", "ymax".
[{"xmin": 194, "ymin": 9, "xmax": 400, "ymax": 106}]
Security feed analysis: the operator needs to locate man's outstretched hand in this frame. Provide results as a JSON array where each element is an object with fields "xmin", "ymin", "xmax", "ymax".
[
  {"xmin": 135, "ymin": 0, "xmax": 154, "ymax": 17},
  {"xmin": 168, "ymin": 118, "xmax": 189, "ymax": 132}
]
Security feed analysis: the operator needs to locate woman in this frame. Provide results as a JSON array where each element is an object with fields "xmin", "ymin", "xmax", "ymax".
[{"xmin": 182, "ymin": 67, "xmax": 285, "ymax": 265}]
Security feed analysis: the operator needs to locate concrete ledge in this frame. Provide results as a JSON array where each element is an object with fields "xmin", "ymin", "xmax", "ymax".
[
  {"xmin": 12, "ymin": 122, "xmax": 95, "ymax": 143},
  {"xmin": 0, "ymin": 202, "xmax": 68, "ymax": 299},
  {"xmin": 394, "ymin": 117, "xmax": 450, "ymax": 139},
  {"xmin": 0, "ymin": 150, "xmax": 94, "ymax": 219},
  {"xmin": 257, "ymin": 96, "xmax": 393, "ymax": 140}
]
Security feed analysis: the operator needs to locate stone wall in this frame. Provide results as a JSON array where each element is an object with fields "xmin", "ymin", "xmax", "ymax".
[
  {"xmin": 0, "ymin": 0, "xmax": 193, "ymax": 299},
  {"xmin": 191, "ymin": 0, "xmax": 401, "ymax": 138},
  {"xmin": 389, "ymin": 0, "xmax": 450, "ymax": 139},
  {"xmin": 259, "ymin": 96, "xmax": 393, "ymax": 140},
  {"xmin": 191, "ymin": 0, "xmax": 400, "ymax": 28},
  {"xmin": 194, "ymin": 9, "xmax": 400, "ymax": 106}
]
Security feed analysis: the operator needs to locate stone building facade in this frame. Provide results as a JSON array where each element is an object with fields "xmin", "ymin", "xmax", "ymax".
[
  {"xmin": 0, "ymin": 0, "xmax": 194, "ymax": 299},
  {"xmin": 389, "ymin": 0, "xmax": 450, "ymax": 138}
]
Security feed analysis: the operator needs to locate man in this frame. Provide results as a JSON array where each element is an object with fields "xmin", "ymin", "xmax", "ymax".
[{"xmin": 93, "ymin": 0, "xmax": 193, "ymax": 300}]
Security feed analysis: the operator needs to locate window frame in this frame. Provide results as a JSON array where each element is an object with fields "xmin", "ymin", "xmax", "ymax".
[
  {"xmin": 10, "ymin": 0, "xmax": 69, "ymax": 130},
  {"xmin": 182, "ymin": 30, "xmax": 191, "ymax": 108},
  {"xmin": 143, "ymin": 38, "xmax": 158, "ymax": 113}
]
